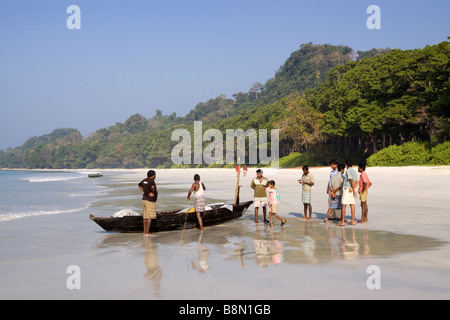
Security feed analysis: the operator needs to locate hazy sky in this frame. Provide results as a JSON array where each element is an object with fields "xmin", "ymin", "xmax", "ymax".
[{"xmin": 1, "ymin": 0, "xmax": 449, "ymax": 150}]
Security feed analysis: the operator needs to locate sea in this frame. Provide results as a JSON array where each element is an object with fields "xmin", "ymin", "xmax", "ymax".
[{"xmin": 0, "ymin": 170, "xmax": 108, "ymax": 223}]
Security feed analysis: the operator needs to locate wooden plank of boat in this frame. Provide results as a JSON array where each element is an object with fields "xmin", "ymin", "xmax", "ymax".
[{"xmin": 89, "ymin": 200, "xmax": 253, "ymax": 233}]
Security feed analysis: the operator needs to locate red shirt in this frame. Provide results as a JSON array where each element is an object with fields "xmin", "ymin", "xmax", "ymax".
[{"xmin": 358, "ymin": 171, "xmax": 371, "ymax": 193}]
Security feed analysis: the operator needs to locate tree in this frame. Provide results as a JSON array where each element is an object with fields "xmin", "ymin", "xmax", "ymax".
[
  {"xmin": 124, "ymin": 113, "xmax": 147, "ymax": 133},
  {"xmin": 249, "ymin": 82, "xmax": 264, "ymax": 101},
  {"xmin": 275, "ymin": 93, "xmax": 322, "ymax": 152}
]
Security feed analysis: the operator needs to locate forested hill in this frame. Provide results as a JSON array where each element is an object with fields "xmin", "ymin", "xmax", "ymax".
[{"xmin": 1, "ymin": 40, "xmax": 449, "ymax": 169}]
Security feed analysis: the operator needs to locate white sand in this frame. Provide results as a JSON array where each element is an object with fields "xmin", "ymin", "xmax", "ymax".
[{"xmin": 0, "ymin": 166, "xmax": 449, "ymax": 300}]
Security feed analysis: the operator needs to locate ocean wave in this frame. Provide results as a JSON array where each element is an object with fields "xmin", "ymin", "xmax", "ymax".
[
  {"xmin": 0, "ymin": 205, "xmax": 90, "ymax": 223},
  {"xmin": 20, "ymin": 173, "xmax": 87, "ymax": 183}
]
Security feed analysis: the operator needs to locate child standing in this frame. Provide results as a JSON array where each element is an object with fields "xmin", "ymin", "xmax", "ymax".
[
  {"xmin": 358, "ymin": 164, "xmax": 372, "ymax": 223},
  {"xmin": 298, "ymin": 165, "xmax": 314, "ymax": 220},
  {"xmin": 266, "ymin": 180, "xmax": 286, "ymax": 227}
]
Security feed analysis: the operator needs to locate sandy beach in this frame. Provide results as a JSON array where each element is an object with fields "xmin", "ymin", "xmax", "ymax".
[{"xmin": 0, "ymin": 166, "xmax": 449, "ymax": 300}]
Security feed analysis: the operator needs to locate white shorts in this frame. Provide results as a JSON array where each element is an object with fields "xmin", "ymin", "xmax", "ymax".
[
  {"xmin": 254, "ymin": 197, "xmax": 267, "ymax": 208},
  {"xmin": 341, "ymin": 188, "xmax": 356, "ymax": 205}
]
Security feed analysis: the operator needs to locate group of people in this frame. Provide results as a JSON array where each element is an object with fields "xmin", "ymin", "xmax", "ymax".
[
  {"xmin": 138, "ymin": 170, "xmax": 208, "ymax": 235},
  {"xmin": 249, "ymin": 159, "xmax": 372, "ymax": 227},
  {"xmin": 323, "ymin": 159, "xmax": 372, "ymax": 226},
  {"xmin": 250, "ymin": 169, "xmax": 287, "ymax": 227},
  {"xmin": 137, "ymin": 160, "xmax": 372, "ymax": 235}
]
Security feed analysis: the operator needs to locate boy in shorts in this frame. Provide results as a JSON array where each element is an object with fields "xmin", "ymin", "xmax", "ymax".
[{"xmin": 358, "ymin": 164, "xmax": 372, "ymax": 223}]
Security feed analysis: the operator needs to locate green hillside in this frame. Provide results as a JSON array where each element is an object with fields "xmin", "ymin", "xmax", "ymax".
[{"xmin": 1, "ymin": 40, "xmax": 449, "ymax": 169}]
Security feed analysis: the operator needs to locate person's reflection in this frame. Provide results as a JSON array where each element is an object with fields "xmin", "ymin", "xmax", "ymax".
[
  {"xmin": 253, "ymin": 224, "xmax": 287, "ymax": 267},
  {"xmin": 362, "ymin": 228, "xmax": 370, "ymax": 255},
  {"xmin": 270, "ymin": 228, "xmax": 285, "ymax": 265},
  {"xmin": 326, "ymin": 224, "xmax": 344, "ymax": 260},
  {"xmin": 253, "ymin": 224, "xmax": 271, "ymax": 267},
  {"xmin": 300, "ymin": 221, "xmax": 317, "ymax": 263},
  {"xmin": 143, "ymin": 236, "xmax": 162, "ymax": 296},
  {"xmin": 191, "ymin": 230, "xmax": 210, "ymax": 273},
  {"xmin": 342, "ymin": 227, "xmax": 360, "ymax": 259}
]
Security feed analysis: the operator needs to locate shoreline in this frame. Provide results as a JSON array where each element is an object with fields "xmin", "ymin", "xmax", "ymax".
[{"xmin": 2, "ymin": 165, "xmax": 449, "ymax": 171}]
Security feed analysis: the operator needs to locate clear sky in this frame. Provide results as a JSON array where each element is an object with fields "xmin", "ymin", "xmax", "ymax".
[{"xmin": 1, "ymin": 0, "xmax": 449, "ymax": 150}]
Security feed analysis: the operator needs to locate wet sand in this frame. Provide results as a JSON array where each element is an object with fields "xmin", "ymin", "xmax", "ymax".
[{"xmin": 0, "ymin": 166, "xmax": 449, "ymax": 299}]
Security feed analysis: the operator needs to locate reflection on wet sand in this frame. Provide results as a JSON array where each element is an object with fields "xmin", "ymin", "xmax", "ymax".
[
  {"xmin": 94, "ymin": 217, "xmax": 445, "ymax": 297},
  {"xmin": 253, "ymin": 225, "xmax": 286, "ymax": 267},
  {"xmin": 143, "ymin": 236, "xmax": 162, "ymax": 297},
  {"xmin": 191, "ymin": 231, "xmax": 210, "ymax": 273}
]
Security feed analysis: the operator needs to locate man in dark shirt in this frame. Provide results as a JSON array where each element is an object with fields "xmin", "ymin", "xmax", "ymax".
[{"xmin": 138, "ymin": 170, "xmax": 157, "ymax": 235}]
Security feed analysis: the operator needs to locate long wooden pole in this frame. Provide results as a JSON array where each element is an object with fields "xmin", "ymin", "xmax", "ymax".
[{"xmin": 234, "ymin": 164, "xmax": 241, "ymax": 205}]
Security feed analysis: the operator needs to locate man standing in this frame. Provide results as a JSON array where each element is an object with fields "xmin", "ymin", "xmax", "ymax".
[
  {"xmin": 326, "ymin": 160, "xmax": 339, "ymax": 219},
  {"xmin": 138, "ymin": 170, "xmax": 158, "ymax": 235},
  {"xmin": 325, "ymin": 163, "xmax": 345, "ymax": 223},
  {"xmin": 187, "ymin": 174, "xmax": 206, "ymax": 230},
  {"xmin": 338, "ymin": 160, "xmax": 358, "ymax": 226},
  {"xmin": 251, "ymin": 169, "xmax": 269, "ymax": 224}
]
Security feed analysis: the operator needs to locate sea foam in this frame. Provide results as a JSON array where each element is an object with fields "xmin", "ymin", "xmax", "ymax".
[
  {"xmin": 0, "ymin": 205, "xmax": 90, "ymax": 223},
  {"xmin": 20, "ymin": 172, "xmax": 87, "ymax": 183}
]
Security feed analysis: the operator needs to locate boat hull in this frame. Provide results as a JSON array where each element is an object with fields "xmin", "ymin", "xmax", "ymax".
[
  {"xmin": 88, "ymin": 174, "xmax": 103, "ymax": 178},
  {"xmin": 90, "ymin": 201, "xmax": 253, "ymax": 233}
]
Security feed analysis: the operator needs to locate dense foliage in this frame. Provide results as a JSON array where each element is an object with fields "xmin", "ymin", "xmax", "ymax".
[
  {"xmin": 1, "ymin": 40, "xmax": 449, "ymax": 169},
  {"xmin": 366, "ymin": 141, "xmax": 450, "ymax": 166}
]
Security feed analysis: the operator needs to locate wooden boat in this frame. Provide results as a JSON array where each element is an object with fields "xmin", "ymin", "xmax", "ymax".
[
  {"xmin": 88, "ymin": 173, "xmax": 103, "ymax": 178},
  {"xmin": 89, "ymin": 200, "xmax": 253, "ymax": 233},
  {"xmin": 90, "ymin": 165, "xmax": 251, "ymax": 233}
]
